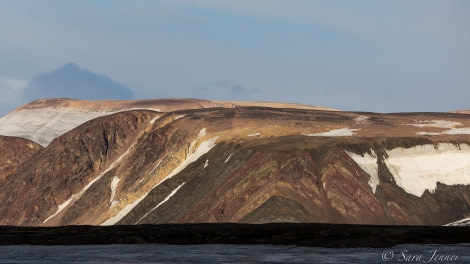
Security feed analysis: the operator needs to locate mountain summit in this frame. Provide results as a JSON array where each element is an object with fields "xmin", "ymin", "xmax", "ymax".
[{"xmin": 22, "ymin": 63, "xmax": 134, "ymax": 102}]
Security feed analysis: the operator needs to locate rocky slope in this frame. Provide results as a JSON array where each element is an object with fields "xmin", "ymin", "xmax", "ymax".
[
  {"xmin": 0, "ymin": 99, "xmax": 469, "ymax": 226},
  {"xmin": 0, "ymin": 136, "xmax": 42, "ymax": 181}
]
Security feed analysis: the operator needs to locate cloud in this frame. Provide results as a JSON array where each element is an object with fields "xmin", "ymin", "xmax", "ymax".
[
  {"xmin": 0, "ymin": 77, "xmax": 28, "ymax": 117},
  {"xmin": 22, "ymin": 63, "xmax": 134, "ymax": 102}
]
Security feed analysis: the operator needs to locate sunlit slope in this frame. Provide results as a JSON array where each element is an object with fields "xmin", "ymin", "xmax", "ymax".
[{"xmin": 0, "ymin": 102, "xmax": 469, "ymax": 226}]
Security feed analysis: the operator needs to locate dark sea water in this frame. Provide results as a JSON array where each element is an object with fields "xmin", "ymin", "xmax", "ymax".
[{"xmin": 0, "ymin": 244, "xmax": 468, "ymax": 264}]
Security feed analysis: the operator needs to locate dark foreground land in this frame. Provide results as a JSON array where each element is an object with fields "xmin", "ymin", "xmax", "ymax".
[{"xmin": 0, "ymin": 223, "xmax": 469, "ymax": 248}]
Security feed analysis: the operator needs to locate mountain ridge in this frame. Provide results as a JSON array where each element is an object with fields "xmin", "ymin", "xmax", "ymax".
[{"xmin": 0, "ymin": 98, "xmax": 469, "ymax": 226}]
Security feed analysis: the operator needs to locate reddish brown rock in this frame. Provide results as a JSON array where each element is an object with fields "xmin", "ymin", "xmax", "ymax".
[
  {"xmin": 0, "ymin": 100, "xmax": 470, "ymax": 227},
  {"xmin": 0, "ymin": 136, "xmax": 42, "ymax": 181}
]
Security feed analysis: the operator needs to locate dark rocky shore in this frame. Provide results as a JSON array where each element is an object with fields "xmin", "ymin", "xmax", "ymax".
[{"xmin": 0, "ymin": 223, "xmax": 469, "ymax": 248}]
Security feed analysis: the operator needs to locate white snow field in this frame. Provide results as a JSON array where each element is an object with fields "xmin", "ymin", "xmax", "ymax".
[
  {"xmin": 407, "ymin": 120, "xmax": 470, "ymax": 136},
  {"xmin": 408, "ymin": 120, "xmax": 462, "ymax": 128},
  {"xmin": 417, "ymin": 127, "xmax": 470, "ymax": 136},
  {"xmin": 0, "ymin": 107, "xmax": 117, "ymax": 147},
  {"xmin": 347, "ymin": 150, "xmax": 379, "ymax": 193},
  {"xmin": 348, "ymin": 144, "xmax": 470, "ymax": 197},
  {"xmin": 302, "ymin": 128, "xmax": 359, "ymax": 137},
  {"xmin": 385, "ymin": 143, "xmax": 470, "ymax": 197}
]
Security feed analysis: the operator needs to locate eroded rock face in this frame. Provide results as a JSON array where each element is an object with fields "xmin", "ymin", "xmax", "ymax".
[
  {"xmin": 0, "ymin": 111, "xmax": 156, "ymax": 225},
  {"xmin": 0, "ymin": 136, "xmax": 42, "ymax": 181},
  {"xmin": 1, "ymin": 102, "xmax": 470, "ymax": 226}
]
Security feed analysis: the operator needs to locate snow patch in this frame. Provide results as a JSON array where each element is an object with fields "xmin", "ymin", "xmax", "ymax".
[
  {"xmin": 135, "ymin": 182, "xmax": 186, "ymax": 224},
  {"xmin": 416, "ymin": 132, "xmax": 442, "ymax": 136},
  {"xmin": 197, "ymin": 128, "xmax": 206, "ymax": 138},
  {"xmin": 126, "ymin": 107, "xmax": 161, "ymax": 112},
  {"xmin": 445, "ymin": 217, "xmax": 470, "ymax": 226},
  {"xmin": 416, "ymin": 127, "xmax": 470, "ymax": 136},
  {"xmin": 385, "ymin": 143, "xmax": 470, "ymax": 197},
  {"xmin": 347, "ymin": 150, "xmax": 379, "ymax": 193},
  {"xmin": 43, "ymin": 196, "xmax": 74, "ymax": 224},
  {"xmin": 109, "ymin": 176, "xmax": 120, "ymax": 205},
  {"xmin": 224, "ymin": 153, "xmax": 233, "ymax": 163},
  {"xmin": 101, "ymin": 195, "xmax": 145, "ymax": 225},
  {"xmin": 354, "ymin": 115, "xmax": 368, "ymax": 124},
  {"xmin": 302, "ymin": 128, "xmax": 359, "ymax": 137},
  {"xmin": 101, "ymin": 136, "xmax": 218, "ymax": 225},
  {"xmin": 408, "ymin": 120, "xmax": 461, "ymax": 128},
  {"xmin": 204, "ymin": 159, "xmax": 209, "ymax": 168},
  {"xmin": 166, "ymin": 136, "xmax": 218, "ymax": 180},
  {"xmin": 0, "ymin": 107, "xmax": 116, "ymax": 146},
  {"xmin": 247, "ymin": 132, "xmax": 260, "ymax": 137},
  {"xmin": 442, "ymin": 127, "xmax": 470, "ymax": 135},
  {"xmin": 150, "ymin": 116, "xmax": 160, "ymax": 124}
]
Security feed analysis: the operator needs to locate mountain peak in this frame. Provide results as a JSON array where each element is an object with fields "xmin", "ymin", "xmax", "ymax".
[{"xmin": 21, "ymin": 63, "xmax": 134, "ymax": 102}]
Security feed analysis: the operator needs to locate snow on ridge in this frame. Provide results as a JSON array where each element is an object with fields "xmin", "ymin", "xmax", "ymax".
[
  {"xmin": 416, "ymin": 127, "xmax": 470, "ymax": 136},
  {"xmin": 175, "ymin": 115, "xmax": 186, "ymax": 120},
  {"xmin": 347, "ymin": 150, "xmax": 379, "ymax": 193},
  {"xmin": 385, "ymin": 143, "xmax": 470, "ymax": 197},
  {"xmin": 0, "ymin": 106, "xmax": 164, "ymax": 147},
  {"xmin": 302, "ymin": 128, "xmax": 359, "ymax": 137},
  {"xmin": 125, "ymin": 107, "xmax": 161, "ymax": 112},
  {"xmin": 0, "ymin": 107, "xmax": 117, "ymax": 147},
  {"xmin": 101, "ymin": 136, "xmax": 219, "ymax": 225},
  {"xmin": 408, "ymin": 120, "xmax": 461, "ymax": 129},
  {"xmin": 135, "ymin": 182, "xmax": 186, "ymax": 224},
  {"xmin": 150, "ymin": 116, "xmax": 160, "ymax": 124},
  {"xmin": 247, "ymin": 132, "xmax": 261, "ymax": 137}
]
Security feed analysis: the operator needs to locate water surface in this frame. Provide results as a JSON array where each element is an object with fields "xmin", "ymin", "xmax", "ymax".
[{"xmin": 0, "ymin": 243, "xmax": 468, "ymax": 264}]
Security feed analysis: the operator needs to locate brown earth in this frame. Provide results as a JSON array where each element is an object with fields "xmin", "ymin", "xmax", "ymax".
[
  {"xmin": 1, "ymin": 102, "xmax": 470, "ymax": 227},
  {"xmin": 0, "ymin": 136, "xmax": 42, "ymax": 181}
]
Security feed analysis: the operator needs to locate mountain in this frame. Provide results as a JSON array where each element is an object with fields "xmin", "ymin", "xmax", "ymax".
[
  {"xmin": 22, "ymin": 63, "xmax": 134, "ymax": 103},
  {"xmin": 0, "ymin": 99, "xmax": 469, "ymax": 226}
]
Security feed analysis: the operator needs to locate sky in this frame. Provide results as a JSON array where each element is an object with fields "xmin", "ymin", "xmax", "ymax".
[{"xmin": 1, "ymin": 0, "xmax": 469, "ymax": 116}]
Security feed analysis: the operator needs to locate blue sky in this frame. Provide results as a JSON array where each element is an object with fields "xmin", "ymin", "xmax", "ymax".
[{"xmin": 1, "ymin": 0, "xmax": 469, "ymax": 116}]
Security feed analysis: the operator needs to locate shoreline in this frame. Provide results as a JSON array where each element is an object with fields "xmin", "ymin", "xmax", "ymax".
[{"xmin": 0, "ymin": 223, "xmax": 469, "ymax": 248}]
